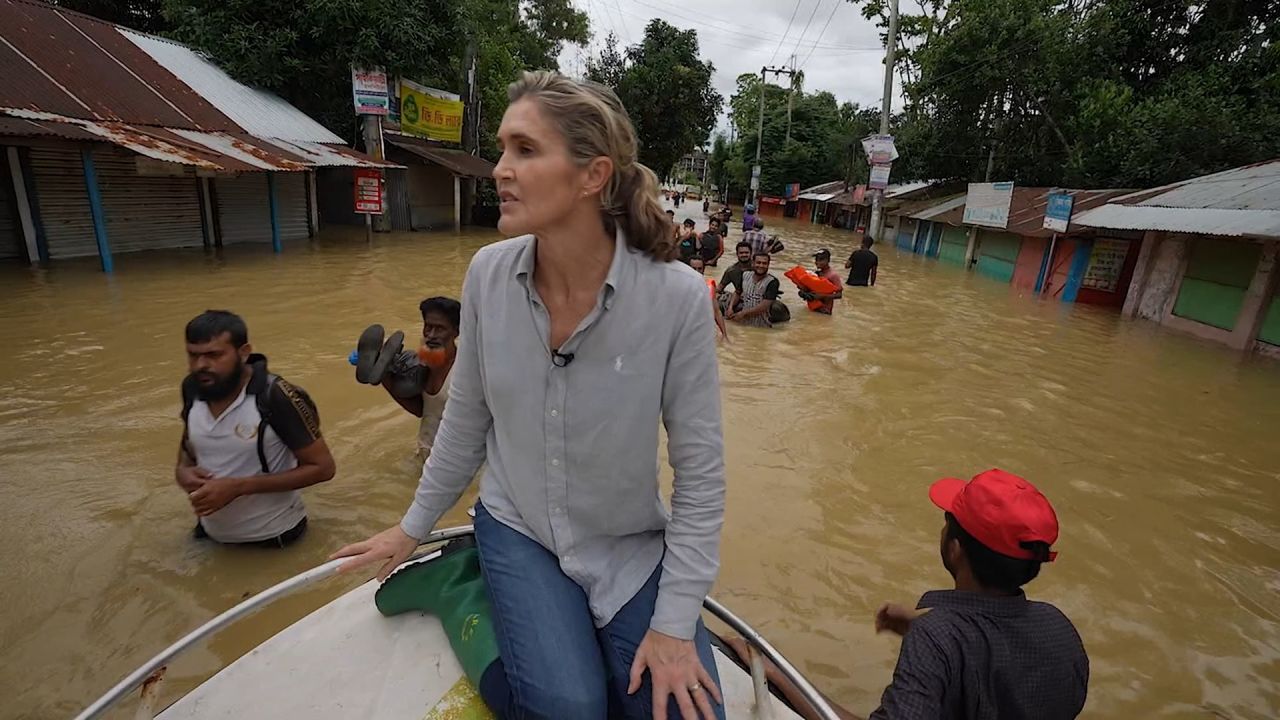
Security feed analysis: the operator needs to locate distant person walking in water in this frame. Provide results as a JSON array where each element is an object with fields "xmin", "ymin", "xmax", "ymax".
[
  {"xmin": 177, "ymin": 310, "xmax": 335, "ymax": 548},
  {"xmin": 741, "ymin": 203, "xmax": 756, "ymax": 232},
  {"xmin": 333, "ymin": 71, "xmax": 726, "ymax": 720},
  {"xmin": 742, "ymin": 217, "xmax": 770, "ymax": 256},
  {"xmin": 845, "ymin": 237, "xmax": 879, "ymax": 286},
  {"xmin": 726, "ymin": 469, "xmax": 1088, "ymax": 720},
  {"xmin": 727, "ymin": 252, "xmax": 781, "ymax": 328},
  {"xmin": 798, "ymin": 248, "xmax": 843, "ymax": 314}
]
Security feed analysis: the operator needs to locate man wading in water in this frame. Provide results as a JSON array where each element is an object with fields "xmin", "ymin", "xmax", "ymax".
[
  {"xmin": 176, "ymin": 311, "xmax": 335, "ymax": 548},
  {"xmin": 726, "ymin": 252, "xmax": 781, "ymax": 328}
]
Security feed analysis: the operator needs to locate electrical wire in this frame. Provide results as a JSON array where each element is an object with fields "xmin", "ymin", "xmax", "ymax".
[
  {"xmin": 769, "ymin": 0, "xmax": 806, "ymax": 66},
  {"xmin": 798, "ymin": 0, "xmax": 843, "ymax": 70}
]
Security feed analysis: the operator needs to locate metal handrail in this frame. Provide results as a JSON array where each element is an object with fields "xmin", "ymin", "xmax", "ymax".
[
  {"xmin": 75, "ymin": 525, "xmax": 837, "ymax": 720},
  {"xmin": 703, "ymin": 596, "xmax": 841, "ymax": 720},
  {"xmin": 73, "ymin": 526, "xmax": 474, "ymax": 720}
]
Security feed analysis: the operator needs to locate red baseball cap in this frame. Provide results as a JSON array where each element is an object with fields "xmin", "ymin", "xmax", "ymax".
[{"xmin": 929, "ymin": 469, "xmax": 1059, "ymax": 562}]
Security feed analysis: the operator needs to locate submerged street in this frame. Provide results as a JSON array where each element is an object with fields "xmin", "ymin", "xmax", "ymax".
[{"xmin": 1, "ymin": 212, "xmax": 1278, "ymax": 718}]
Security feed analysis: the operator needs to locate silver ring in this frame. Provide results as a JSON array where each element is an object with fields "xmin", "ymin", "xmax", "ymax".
[{"xmin": 689, "ymin": 682, "xmax": 702, "ymax": 692}]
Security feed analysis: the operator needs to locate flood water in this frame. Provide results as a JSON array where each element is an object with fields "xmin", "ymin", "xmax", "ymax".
[{"xmin": 1, "ymin": 207, "xmax": 1278, "ymax": 719}]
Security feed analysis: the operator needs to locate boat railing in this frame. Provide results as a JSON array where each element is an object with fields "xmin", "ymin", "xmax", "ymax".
[{"xmin": 74, "ymin": 526, "xmax": 840, "ymax": 720}]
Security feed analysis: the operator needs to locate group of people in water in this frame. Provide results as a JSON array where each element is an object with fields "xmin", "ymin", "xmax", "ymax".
[{"xmin": 174, "ymin": 70, "xmax": 1087, "ymax": 720}]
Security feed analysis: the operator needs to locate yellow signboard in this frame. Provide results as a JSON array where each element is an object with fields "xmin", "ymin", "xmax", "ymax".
[{"xmin": 400, "ymin": 78, "xmax": 463, "ymax": 144}]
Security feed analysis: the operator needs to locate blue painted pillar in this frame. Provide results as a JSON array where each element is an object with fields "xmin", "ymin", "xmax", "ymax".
[
  {"xmin": 1062, "ymin": 238, "xmax": 1094, "ymax": 303},
  {"xmin": 1034, "ymin": 235, "xmax": 1055, "ymax": 293},
  {"xmin": 80, "ymin": 147, "xmax": 112, "ymax": 272},
  {"xmin": 266, "ymin": 172, "xmax": 282, "ymax": 253}
]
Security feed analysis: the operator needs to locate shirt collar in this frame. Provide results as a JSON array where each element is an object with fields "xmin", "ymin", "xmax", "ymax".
[
  {"xmin": 917, "ymin": 589, "xmax": 1029, "ymax": 617},
  {"xmin": 514, "ymin": 228, "xmax": 632, "ymax": 310}
]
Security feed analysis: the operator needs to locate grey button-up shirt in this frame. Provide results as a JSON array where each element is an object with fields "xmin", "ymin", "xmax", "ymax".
[{"xmin": 401, "ymin": 231, "xmax": 725, "ymax": 640}]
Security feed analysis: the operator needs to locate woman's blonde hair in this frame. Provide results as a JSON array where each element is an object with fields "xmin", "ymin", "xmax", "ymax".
[{"xmin": 507, "ymin": 71, "xmax": 675, "ymax": 261}]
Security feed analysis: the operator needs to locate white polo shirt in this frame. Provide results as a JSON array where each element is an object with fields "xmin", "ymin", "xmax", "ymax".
[{"xmin": 186, "ymin": 380, "xmax": 311, "ymax": 543}]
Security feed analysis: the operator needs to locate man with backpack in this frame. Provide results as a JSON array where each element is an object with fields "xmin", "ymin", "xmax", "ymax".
[{"xmin": 177, "ymin": 310, "xmax": 335, "ymax": 548}]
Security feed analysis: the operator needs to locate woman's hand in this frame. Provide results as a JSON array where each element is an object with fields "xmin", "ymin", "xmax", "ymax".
[
  {"xmin": 629, "ymin": 629, "xmax": 722, "ymax": 720},
  {"xmin": 329, "ymin": 525, "xmax": 420, "ymax": 581}
]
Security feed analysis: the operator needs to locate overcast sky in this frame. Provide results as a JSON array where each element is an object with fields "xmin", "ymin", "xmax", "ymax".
[{"xmin": 557, "ymin": 0, "xmax": 900, "ymax": 141}]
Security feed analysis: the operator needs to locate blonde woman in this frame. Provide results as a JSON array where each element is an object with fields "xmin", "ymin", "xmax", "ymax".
[{"xmin": 334, "ymin": 71, "xmax": 725, "ymax": 720}]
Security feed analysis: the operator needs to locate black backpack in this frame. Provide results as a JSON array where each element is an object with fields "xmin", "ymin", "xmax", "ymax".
[{"xmin": 180, "ymin": 355, "xmax": 314, "ymax": 474}]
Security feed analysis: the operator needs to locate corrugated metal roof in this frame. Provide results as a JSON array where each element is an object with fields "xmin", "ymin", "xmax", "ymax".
[
  {"xmin": 1109, "ymin": 159, "xmax": 1280, "ymax": 210},
  {"xmin": 1074, "ymin": 159, "xmax": 1280, "ymax": 238},
  {"xmin": 386, "ymin": 135, "xmax": 495, "ymax": 178},
  {"xmin": 885, "ymin": 180, "xmax": 933, "ymax": 198},
  {"xmin": 0, "ymin": 0, "xmax": 236, "ymax": 129},
  {"xmin": 798, "ymin": 180, "xmax": 845, "ymax": 196},
  {"xmin": 911, "ymin": 194, "xmax": 967, "ymax": 222},
  {"xmin": 1075, "ymin": 205, "xmax": 1280, "ymax": 238},
  {"xmin": 0, "ymin": 107, "xmax": 390, "ymax": 172},
  {"xmin": 1001, "ymin": 187, "xmax": 1132, "ymax": 238},
  {"xmin": 121, "ymin": 29, "xmax": 342, "ymax": 143},
  {"xmin": 263, "ymin": 137, "xmax": 402, "ymax": 168},
  {"xmin": 797, "ymin": 192, "xmax": 840, "ymax": 201}
]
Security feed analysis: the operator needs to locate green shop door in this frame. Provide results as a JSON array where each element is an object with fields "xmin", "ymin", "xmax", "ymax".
[{"xmin": 1172, "ymin": 237, "xmax": 1261, "ymax": 330}]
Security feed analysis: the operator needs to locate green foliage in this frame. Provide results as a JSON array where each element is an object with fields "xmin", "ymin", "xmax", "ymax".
[
  {"xmin": 718, "ymin": 72, "xmax": 879, "ymax": 198},
  {"xmin": 161, "ymin": 0, "xmax": 587, "ymax": 154},
  {"xmin": 851, "ymin": 0, "xmax": 1280, "ymax": 188},
  {"xmin": 587, "ymin": 21, "xmax": 722, "ymax": 180},
  {"xmin": 51, "ymin": 0, "xmax": 171, "ymax": 34}
]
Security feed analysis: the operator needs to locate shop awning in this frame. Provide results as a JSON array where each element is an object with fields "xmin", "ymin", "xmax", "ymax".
[
  {"xmin": 386, "ymin": 135, "xmax": 496, "ymax": 179},
  {"xmin": 0, "ymin": 107, "xmax": 397, "ymax": 172}
]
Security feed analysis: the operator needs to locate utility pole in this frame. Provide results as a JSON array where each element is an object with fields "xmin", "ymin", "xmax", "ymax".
[
  {"xmin": 784, "ymin": 55, "xmax": 796, "ymax": 145},
  {"xmin": 867, "ymin": 0, "xmax": 899, "ymax": 244},
  {"xmin": 461, "ymin": 40, "xmax": 478, "ymax": 228},
  {"xmin": 362, "ymin": 114, "xmax": 387, "ymax": 232},
  {"xmin": 751, "ymin": 64, "xmax": 801, "ymax": 208}
]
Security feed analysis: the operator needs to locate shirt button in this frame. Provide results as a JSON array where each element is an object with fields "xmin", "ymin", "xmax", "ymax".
[
  {"xmin": 551, "ymin": 458, "xmax": 560, "ymax": 467},
  {"xmin": 550, "ymin": 409, "xmax": 559, "ymax": 417}
]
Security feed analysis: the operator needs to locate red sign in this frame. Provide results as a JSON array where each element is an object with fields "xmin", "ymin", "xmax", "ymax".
[{"xmin": 354, "ymin": 168, "xmax": 383, "ymax": 214}]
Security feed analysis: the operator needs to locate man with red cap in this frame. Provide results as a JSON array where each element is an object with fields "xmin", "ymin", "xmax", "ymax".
[{"xmin": 726, "ymin": 469, "xmax": 1089, "ymax": 719}]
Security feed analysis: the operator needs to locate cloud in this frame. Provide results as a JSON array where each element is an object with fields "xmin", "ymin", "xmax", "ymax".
[{"xmin": 558, "ymin": 0, "xmax": 903, "ymax": 140}]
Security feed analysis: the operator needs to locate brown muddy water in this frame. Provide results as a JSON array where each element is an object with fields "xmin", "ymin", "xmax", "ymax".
[{"xmin": 0, "ymin": 206, "xmax": 1277, "ymax": 719}]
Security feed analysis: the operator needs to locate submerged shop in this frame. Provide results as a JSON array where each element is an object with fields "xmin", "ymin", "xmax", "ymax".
[
  {"xmin": 0, "ymin": 0, "xmax": 388, "ymax": 271},
  {"xmin": 1074, "ymin": 160, "xmax": 1280, "ymax": 355}
]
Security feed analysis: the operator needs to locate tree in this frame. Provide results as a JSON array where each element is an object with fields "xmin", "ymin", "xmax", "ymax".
[
  {"xmin": 850, "ymin": 0, "xmax": 1280, "ymax": 188},
  {"xmin": 163, "ymin": 0, "xmax": 588, "ymax": 156},
  {"xmin": 51, "ymin": 0, "xmax": 171, "ymax": 34},
  {"xmin": 587, "ymin": 21, "xmax": 722, "ymax": 180}
]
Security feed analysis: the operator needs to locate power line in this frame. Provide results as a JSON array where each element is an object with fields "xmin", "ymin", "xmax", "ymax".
[
  {"xmin": 788, "ymin": 0, "xmax": 826, "ymax": 65},
  {"xmin": 624, "ymin": 0, "xmax": 872, "ymax": 50},
  {"xmin": 769, "ymin": 0, "xmax": 806, "ymax": 65},
  {"xmin": 609, "ymin": 2, "xmax": 879, "ymax": 55},
  {"xmin": 611, "ymin": 0, "xmax": 633, "ymax": 43},
  {"xmin": 798, "ymin": 0, "xmax": 843, "ymax": 70}
]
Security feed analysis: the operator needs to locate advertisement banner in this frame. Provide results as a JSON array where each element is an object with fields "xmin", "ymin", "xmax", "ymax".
[
  {"xmin": 354, "ymin": 168, "xmax": 383, "ymax": 214},
  {"xmin": 1081, "ymin": 238, "xmax": 1130, "ymax": 292},
  {"xmin": 1043, "ymin": 191, "xmax": 1074, "ymax": 232},
  {"xmin": 963, "ymin": 181, "xmax": 1015, "ymax": 228},
  {"xmin": 869, "ymin": 163, "xmax": 891, "ymax": 190},
  {"xmin": 861, "ymin": 134, "xmax": 898, "ymax": 164},
  {"xmin": 400, "ymin": 78, "xmax": 463, "ymax": 143},
  {"xmin": 784, "ymin": 183, "xmax": 800, "ymax": 200},
  {"xmin": 351, "ymin": 68, "xmax": 389, "ymax": 115}
]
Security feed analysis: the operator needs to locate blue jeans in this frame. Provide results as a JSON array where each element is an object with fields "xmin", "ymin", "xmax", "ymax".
[{"xmin": 474, "ymin": 502, "xmax": 725, "ymax": 720}]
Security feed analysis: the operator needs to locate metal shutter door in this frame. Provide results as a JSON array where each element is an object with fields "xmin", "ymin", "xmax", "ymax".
[
  {"xmin": 275, "ymin": 172, "xmax": 309, "ymax": 241},
  {"xmin": 215, "ymin": 173, "xmax": 271, "ymax": 244},
  {"xmin": 95, "ymin": 148, "xmax": 204, "ymax": 254},
  {"xmin": 0, "ymin": 150, "xmax": 20, "ymax": 259},
  {"xmin": 28, "ymin": 147, "xmax": 97, "ymax": 259}
]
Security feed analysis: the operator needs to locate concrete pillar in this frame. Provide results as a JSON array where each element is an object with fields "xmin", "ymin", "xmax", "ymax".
[
  {"xmin": 453, "ymin": 175, "xmax": 461, "ymax": 232},
  {"xmin": 80, "ymin": 147, "xmax": 112, "ymax": 273},
  {"xmin": 1121, "ymin": 230, "xmax": 1162, "ymax": 318},
  {"xmin": 307, "ymin": 170, "xmax": 319, "ymax": 237},
  {"xmin": 963, "ymin": 226, "xmax": 979, "ymax": 269},
  {"xmin": 6, "ymin": 146, "xmax": 39, "ymax": 263},
  {"xmin": 1228, "ymin": 240, "xmax": 1279, "ymax": 350},
  {"xmin": 197, "ymin": 176, "xmax": 215, "ymax": 248},
  {"xmin": 266, "ymin": 172, "xmax": 282, "ymax": 253}
]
